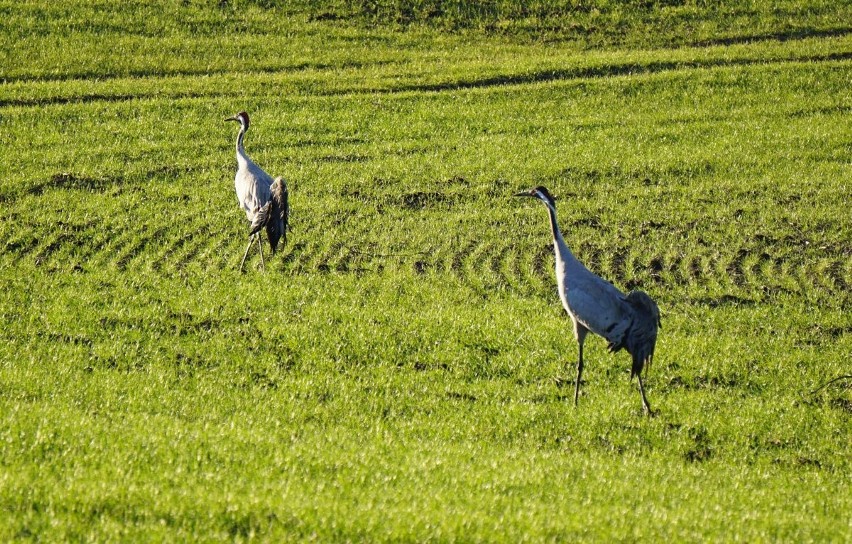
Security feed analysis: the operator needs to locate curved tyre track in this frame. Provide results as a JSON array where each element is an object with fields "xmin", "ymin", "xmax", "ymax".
[{"xmin": 3, "ymin": 216, "xmax": 848, "ymax": 305}]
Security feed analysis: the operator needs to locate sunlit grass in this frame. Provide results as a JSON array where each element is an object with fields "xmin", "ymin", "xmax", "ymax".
[{"xmin": 0, "ymin": 1, "xmax": 850, "ymax": 541}]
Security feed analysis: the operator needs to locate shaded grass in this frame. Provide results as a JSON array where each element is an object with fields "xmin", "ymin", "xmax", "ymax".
[{"xmin": 331, "ymin": 0, "xmax": 852, "ymax": 48}]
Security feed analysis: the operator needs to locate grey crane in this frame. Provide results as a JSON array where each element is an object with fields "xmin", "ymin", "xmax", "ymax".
[
  {"xmin": 515, "ymin": 186, "xmax": 661, "ymax": 415},
  {"xmin": 225, "ymin": 111, "xmax": 289, "ymax": 271}
]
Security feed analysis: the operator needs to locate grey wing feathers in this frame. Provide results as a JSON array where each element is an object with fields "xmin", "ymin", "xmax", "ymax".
[
  {"xmin": 265, "ymin": 176, "xmax": 289, "ymax": 253},
  {"xmin": 566, "ymin": 273, "xmax": 631, "ymax": 344},
  {"xmin": 236, "ymin": 165, "xmax": 273, "ymax": 221},
  {"xmin": 249, "ymin": 201, "xmax": 272, "ymax": 236}
]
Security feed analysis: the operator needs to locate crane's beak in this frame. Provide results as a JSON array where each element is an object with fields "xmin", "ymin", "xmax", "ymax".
[
  {"xmin": 224, "ymin": 115, "xmax": 239, "ymax": 122},
  {"xmin": 513, "ymin": 189, "xmax": 535, "ymax": 198}
]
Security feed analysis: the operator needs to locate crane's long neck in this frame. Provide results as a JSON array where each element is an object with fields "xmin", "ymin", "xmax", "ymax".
[
  {"xmin": 545, "ymin": 203, "xmax": 575, "ymax": 265},
  {"xmin": 235, "ymin": 125, "xmax": 249, "ymax": 166}
]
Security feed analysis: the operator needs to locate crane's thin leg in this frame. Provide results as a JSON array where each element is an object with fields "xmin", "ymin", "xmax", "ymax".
[
  {"xmin": 637, "ymin": 373, "xmax": 653, "ymax": 417},
  {"xmin": 240, "ymin": 234, "xmax": 255, "ymax": 272},
  {"xmin": 257, "ymin": 235, "xmax": 265, "ymax": 271},
  {"xmin": 574, "ymin": 337, "xmax": 585, "ymax": 407},
  {"xmin": 572, "ymin": 325, "xmax": 588, "ymax": 407}
]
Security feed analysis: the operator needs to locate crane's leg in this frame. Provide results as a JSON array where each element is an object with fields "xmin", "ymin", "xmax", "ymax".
[
  {"xmin": 240, "ymin": 234, "xmax": 256, "ymax": 272},
  {"xmin": 574, "ymin": 339, "xmax": 584, "ymax": 406},
  {"xmin": 574, "ymin": 326, "xmax": 588, "ymax": 407},
  {"xmin": 637, "ymin": 373, "xmax": 654, "ymax": 417},
  {"xmin": 257, "ymin": 235, "xmax": 265, "ymax": 271}
]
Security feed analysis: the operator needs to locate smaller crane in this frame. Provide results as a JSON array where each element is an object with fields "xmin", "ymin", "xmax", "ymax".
[
  {"xmin": 515, "ymin": 186, "xmax": 661, "ymax": 415},
  {"xmin": 225, "ymin": 111, "xmax": 289, "ymax": 271}
]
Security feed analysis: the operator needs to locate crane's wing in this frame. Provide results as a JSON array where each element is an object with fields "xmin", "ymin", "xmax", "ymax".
[
  {"xmin": 564, "ymin": 271, "xmax": 632, "ymax": 345},
  {"xmin": 265, "ymin": 176, "xmax": 289, "ymax": 253},
  {"xmin": 249, "ymin": 201, "xmax": 272, "ymax": 236},
  {"xmin": 235, "ymin": 164, "xmax": 273, "ymax": 221}
]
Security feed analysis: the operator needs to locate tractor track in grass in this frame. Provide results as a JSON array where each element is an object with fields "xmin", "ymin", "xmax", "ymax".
[
  {"xmin": 4, "ymin": 212, "xmax": 849, "ymax": 307},
  {"xmin": 3, "ymin": 172, "xmax": 848, "ymax": 303},
  {"xmin": 2, "ymin": 50, "xmax": 850, "ymax": 109}
]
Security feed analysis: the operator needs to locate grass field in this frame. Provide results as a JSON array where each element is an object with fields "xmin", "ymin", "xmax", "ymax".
[{"xmin": 1, "ymin": 0, "xmax": 850, "ymax": 540}]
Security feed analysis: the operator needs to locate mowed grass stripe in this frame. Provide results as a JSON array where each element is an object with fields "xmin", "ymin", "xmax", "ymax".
[{"xmin": 2, "ymin": 37, "xmax": 850, "ymax": 108}]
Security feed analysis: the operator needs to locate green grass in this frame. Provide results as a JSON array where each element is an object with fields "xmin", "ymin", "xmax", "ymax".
[{"xmin": 1, "ymin": 1, "xmax": 850, "ymax": 541}]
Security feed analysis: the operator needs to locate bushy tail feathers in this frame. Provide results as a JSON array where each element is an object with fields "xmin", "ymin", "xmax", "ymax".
[
  {"xmin": 266, "ymin": 176, "xmax": 290, "ymax": 253},
  {"xmin": 624, "ymin": 290, "xmax": 661, "ymax": 379},
  {"xmin": 248, "ymin": 177, "xmax": 290, "ymax": 253}
]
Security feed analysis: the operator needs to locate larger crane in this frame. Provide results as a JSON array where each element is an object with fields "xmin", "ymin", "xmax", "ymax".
[
  {"xmin": 514, "ymin": 186, "xmax": 661, "ymax": 415},
  {"xmin": 225, "ymin": 111, "xmax": 289, "ymax": 271}
]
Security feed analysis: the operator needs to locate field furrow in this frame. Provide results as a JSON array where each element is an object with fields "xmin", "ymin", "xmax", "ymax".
[{"xmin": 4, "ymin": 208, "xmax": 847, "ymax": 305}]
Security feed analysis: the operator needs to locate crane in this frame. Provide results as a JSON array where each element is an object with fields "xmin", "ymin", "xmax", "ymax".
[
  {"xmin": 514, "ymin": 186, "xmax": 661, "ymax": 415},
  {"xmin": 225, "ymin": 111, "xmax": 289, "ymax": 271}
]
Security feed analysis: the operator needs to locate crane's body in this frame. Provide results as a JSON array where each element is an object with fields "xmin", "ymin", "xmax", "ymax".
[
  {"xmin": 226, "ymin": 111, "xmax": 289, "ymax": 271},
  {"xmin": 554, "ymin": 235, "xmax": 632, "ymax": 344},
  {"xmin": 234, "ymin": 137, "xmax": 273, "ymax": 222},
  {"xmin": 515, "ymin": 186, "xmax": 660, "ymax": 415}
]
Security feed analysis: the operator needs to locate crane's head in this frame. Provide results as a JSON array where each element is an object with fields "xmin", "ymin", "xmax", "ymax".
[
  {"xmin": 225, "ymin": 111, "xmax": 250, "ymax": 131},
  {"xmin": 513, "ymin": 186, "xmax": 556, "ymax": 210}
]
